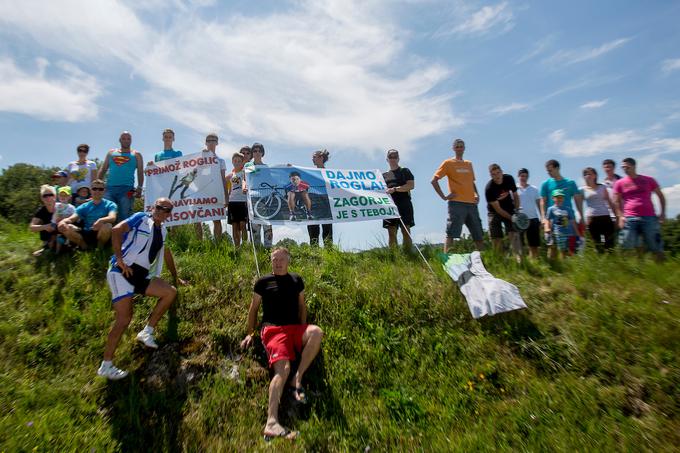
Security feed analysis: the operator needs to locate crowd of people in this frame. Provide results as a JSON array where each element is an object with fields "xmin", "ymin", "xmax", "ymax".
[{"xmin": 25, "ymin": 130, "xmax": 668, "ymax": 442}]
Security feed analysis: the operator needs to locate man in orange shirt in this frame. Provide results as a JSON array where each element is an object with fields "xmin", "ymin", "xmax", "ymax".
[{"xmin": 431, "ymin": 138, "xmax": 484, "ymax": 252}]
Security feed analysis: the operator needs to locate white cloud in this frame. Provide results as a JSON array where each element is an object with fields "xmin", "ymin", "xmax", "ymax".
[
  {"xmin": 436, "ymin": 1, "xmax": 514, "ymax": 37},
  {"xmin": 663, "ymin": 184, "xmax": 680, "ymax": 217},
  {"xmin": 490, "ymin": 102, "xmax": 530, "ymax": 115},
  {"xmin": 661, "ymin": 58, "xmax": 680, "ymax": 74},
  {"xmin": 0, "ymin": 0, "xmax": 460, "ymax": 156},
  {"xmin": 544, "ymin": 37, "xmax": 631, "ymax": 66},
  {"xmin": 549, "ymin": 130, "xmax": 641, "ymax": 157},
  {"xmin": 580, "ymin": 99, "xmax": 608, "ymax": 109},
  {"xmin": 516, "ymin": 35, "xmax": 553, "ymax": 64},
  {"xmin": 0, "ymin": 57, "xmax": 100, "ymax": 122}
]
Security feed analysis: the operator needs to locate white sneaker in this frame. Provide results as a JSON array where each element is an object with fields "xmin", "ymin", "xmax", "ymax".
[
  {"xmin": 97, "ymin": 363, "xmax": 129, "ymax": 380},
  {"xmin": 136, "ymin": 330, "xmax": 159, "ymax": 349}
]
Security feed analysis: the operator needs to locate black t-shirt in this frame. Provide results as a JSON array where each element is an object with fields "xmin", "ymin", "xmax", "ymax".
[
  {"xmin": 148, "ymin": 224, "xmax": 163, "ymax": 263},
  {"xmin": 383, "ymin": 167, "xmax": 414, "ymax": 203},
  {"xmin": 254, "ymin": 273, "xmax": 304, "ymax": 326},
  {"xmin": 33, "ymin": 206, "xmax": 54, "ymax": 241},
  {"xmin": 485, "ymin": 174, "xmax": 517, "ymax": 215}
]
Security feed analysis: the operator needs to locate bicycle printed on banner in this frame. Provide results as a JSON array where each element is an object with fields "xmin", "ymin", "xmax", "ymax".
[{"xmin": 249, "ymin": 182, "xmax": 332, "ymax": 223}]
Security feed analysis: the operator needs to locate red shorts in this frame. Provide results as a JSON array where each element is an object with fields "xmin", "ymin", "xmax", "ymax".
[{"xmin": 261, "ymin": 324, "xmax": 308, "ymax": 366}]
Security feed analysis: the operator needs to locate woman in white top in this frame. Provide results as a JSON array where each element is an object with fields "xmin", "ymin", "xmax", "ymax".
[
  {"xmin": 582, "ymin": 167, "xmax": 616, "ymax": 252},
  {"xmin": 66, "ymin": 143, "xmax": 97, "ymax": 193}
]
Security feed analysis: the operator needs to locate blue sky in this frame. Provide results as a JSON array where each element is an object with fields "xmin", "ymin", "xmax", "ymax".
[{"xmin": 1, "ymin": 0, "xmax": 679, "ymax": 249}]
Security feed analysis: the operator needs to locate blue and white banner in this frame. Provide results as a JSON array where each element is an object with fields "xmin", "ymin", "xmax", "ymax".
[{"xmin": 246, "ymin": 165, "xmax": 398, "ymax": 225}]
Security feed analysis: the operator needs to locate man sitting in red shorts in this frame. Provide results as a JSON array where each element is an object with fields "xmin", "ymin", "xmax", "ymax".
[{"xmin": 240, "ymin": 247, "xmax": 324, "ymax": 441}]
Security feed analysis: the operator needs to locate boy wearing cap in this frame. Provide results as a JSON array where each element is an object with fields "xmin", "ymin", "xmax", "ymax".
[
  {"xmin": 431, "ymin": 138, "xmax": 484, "ymax": 252},
  {"xmin": 52, "ymin": 170, "xmax": 69, "ymax": 193},
  {"xmin": 52, "ymin": 186, "xmax": 76, "ymax": 253},
  {"xmin": 545, "ymin": 189, "xmax": 581, "ymax": 258}
]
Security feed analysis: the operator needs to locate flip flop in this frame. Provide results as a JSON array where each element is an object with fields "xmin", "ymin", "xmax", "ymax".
[
  {"xmin": 290, "ymin": 386, "xmax": 308, "ymax": 404},
  {"xmin": 263, "ymin": 429, "xmax": 299, "ymax": 442}
]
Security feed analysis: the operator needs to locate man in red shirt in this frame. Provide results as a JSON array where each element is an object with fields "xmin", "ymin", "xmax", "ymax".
[{"xmin": 613, "ymin": 157, "xmax": 666, "ymax": 261}]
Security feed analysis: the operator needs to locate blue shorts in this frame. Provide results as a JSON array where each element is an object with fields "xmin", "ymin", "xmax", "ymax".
[{"xmin": 620, "ymin": 216, "xmax": 663, "ymax": 252}]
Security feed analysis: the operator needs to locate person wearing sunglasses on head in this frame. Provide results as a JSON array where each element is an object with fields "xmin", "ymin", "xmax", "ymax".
[
  {"xmin": 29, "ymin": 184, "xmax": 59, "ymax": 256},
  {"xmin": 66, "ymin": 143, "xmax": 97, "ymax": 195},
  {"xmin": 97, "ymin": 197, "xmax": 186, "ymax": 380},
  {"xmin": 58, "ymin": 179, "xmax": 117, "ymax": 250}
]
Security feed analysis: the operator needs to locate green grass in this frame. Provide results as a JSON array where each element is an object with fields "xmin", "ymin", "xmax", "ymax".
[{"xmin": 1, "ymin": 218, "xmax": 679, "ymax": 452}]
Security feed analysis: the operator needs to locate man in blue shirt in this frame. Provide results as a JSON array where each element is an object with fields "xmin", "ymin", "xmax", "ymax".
[
  {"xmin": 539, "ymin": 159, "xmax": 584, "ymax": 232},
  {"xmin": 58, "ymin": 179, "xmax": 118, "ymax": 249},
  {"xmin": 153, "ymin": 128, "xmax": 183, "ymax": 163}
]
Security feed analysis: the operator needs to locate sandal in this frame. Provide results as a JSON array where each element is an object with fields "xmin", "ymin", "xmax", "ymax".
[{"xmin": 263, "ymin": 429, "xmax": 298, "ymax": 442}]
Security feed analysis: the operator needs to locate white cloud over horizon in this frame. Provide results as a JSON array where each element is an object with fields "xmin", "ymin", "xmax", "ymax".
[
  {"xmin": 0, "ymin": 0, "xmax": 461, "ymax": 156},
  {"xmin": 490, "ymin": 102, "xmax": 530, "ymax": 115},
  {"xmin": 544, "ymin": 37, "xmax": 631, "ymax": 66},
  {"xmin": 450, "ymin": 1, "xmax": 514, "ymax": 36},
  {"xmin": 0, "ymin": 57, "xmax": 101, "ymax": 122},
  {"xmin": 580, "ymin": 99, "xmax": 608, "ymax": 109},
  {"xmin": 661, "ymin": 58, "xmax": 680, "ymax": 75},
  {"xmin": 662, "ymin": 184, "xmax": 680, "ymax": 217}
]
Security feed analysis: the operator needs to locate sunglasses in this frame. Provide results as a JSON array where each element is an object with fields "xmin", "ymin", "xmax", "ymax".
[
  {"xmin": 155, "ymin": 204, "xmax": 173, "ymax": 213},
  {"xmin": 42, "ymin": 193, "xmax": 55, "ymax": 198},
  {"xmin": 77, "ymin": 149, "xmax": 88, "ymax": 153},
  {"xmin": 91, "ymin": 187, "xmax": 105, "ymax": 192},
  {"xmin": 206, "ymin": 139, "xmax": 218, "ymax": 143}
]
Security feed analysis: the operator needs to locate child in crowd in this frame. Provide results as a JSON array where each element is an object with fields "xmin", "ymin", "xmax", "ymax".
[
  {"xmin": 226, "ymin": 152, "xmax": 248, "ymax": 247},
  {"xmin": 545, "ymin": 189, "xmax": 581, "ymax": 258},
  {"xmin": 52, "ymin": 186, "xmax": 76, "ymax": 253},
  {"xmin": 73, "ymin": 186, "xmax": 91, "ymax": 206},
  {"xmin": 285, "ymin": 171, "xmax": 313, "ymax": 221},
  {"xmin": 51, "ymin": 170, "xmax": 69, "ymax": 193}
]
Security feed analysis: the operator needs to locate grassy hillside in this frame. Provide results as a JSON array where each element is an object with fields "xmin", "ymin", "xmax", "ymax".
[{"xmin": 1, "ymin": 218, "xmax": 679, "ymax": 452}]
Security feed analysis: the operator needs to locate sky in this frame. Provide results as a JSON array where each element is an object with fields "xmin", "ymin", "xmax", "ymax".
[{"xmin": 1, "ymin": 0, "xmax": 679, "ymax": 249}]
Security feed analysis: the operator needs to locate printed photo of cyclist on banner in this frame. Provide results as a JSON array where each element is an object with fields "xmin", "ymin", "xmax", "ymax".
[{"xmin": 247, "ymin": 166, "xmax": 332, "ymax": 224}]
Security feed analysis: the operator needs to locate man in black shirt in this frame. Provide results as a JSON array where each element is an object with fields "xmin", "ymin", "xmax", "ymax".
[
  {"xmin": 241, "ymin": 247, "xmax": 323, "ymax": 441},
  {"xmin": 485, "ymin": 163, "xmax": 521, "ymax": 260},
  {"xmin": 382, "ymin": 149, "xmax": 415, "ymax": 250}
]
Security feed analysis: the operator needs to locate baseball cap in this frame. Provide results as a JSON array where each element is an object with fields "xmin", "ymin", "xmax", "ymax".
[
  {"xmin": 386, "ymin": 149, "xmax": 399, "ymax": 158},
  {"xmin": 57, "ymin": 186, "xmax": 72, "ymax": 196},
  {"xmin": 52, "ymin": 170, "xmax": 68, "ymax": 178},
  {"xmin": 551, "ymin": 189, "xmax": 565, "ymax": 198}
]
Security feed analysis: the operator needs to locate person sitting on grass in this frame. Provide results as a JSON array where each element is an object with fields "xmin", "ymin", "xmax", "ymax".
[
  {"xmin": 58, "ymin": 179, "xmax": 117, "ymax": 250},
  {"xmin": 97, "ymin": 197, "xmax": 185, "ymax": 380},
  {"xmin": 545, "ymin": 189, "xmax": 581, "ymax": 258},
  {"xmin": 285, "ymin": 171, "xmax": 313, "ymax": 221},
  {"xmin": 240, "ymin": 247, "xmax": 324, "ymax": 442},
  {"xmin": 29, "ymin": 184, "xmax": 58, "ymax": 256},
  {"xmin": 73, "ymin": 186, "xmax": 91, "ymax": 207},
  {"xmin": 52, "ymin": 186, "xmax": 76, "ymax": 253}
]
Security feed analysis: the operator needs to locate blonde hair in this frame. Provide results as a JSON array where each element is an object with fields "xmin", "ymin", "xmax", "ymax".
[{"xmin": 40, "ymin": 184, "xmax": 56, "ymax": 196}]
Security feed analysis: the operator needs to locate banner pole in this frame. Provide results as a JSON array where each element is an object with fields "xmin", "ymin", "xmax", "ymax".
[
  {"xmin": 399, "ymin": 216, "xmax": 435, "ymax": 275},
  {"xmin": 244, "ymin": 170, "xmax": 261, "ymax": 278}
]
